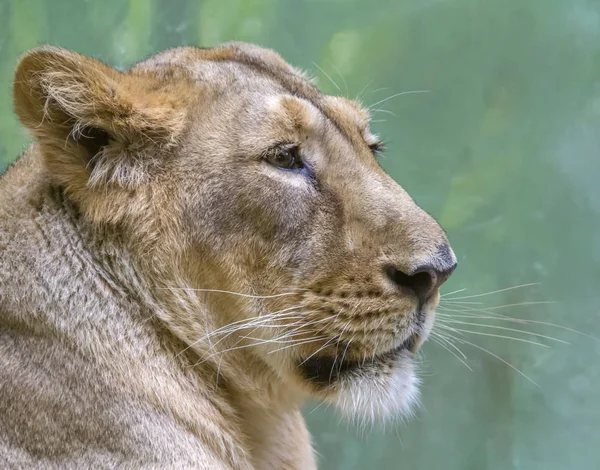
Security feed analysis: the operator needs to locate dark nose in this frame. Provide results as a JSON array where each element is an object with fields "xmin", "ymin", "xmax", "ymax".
[{"xmin": 384, "ymin": 259, "xmax": 457, "ymax": 304}]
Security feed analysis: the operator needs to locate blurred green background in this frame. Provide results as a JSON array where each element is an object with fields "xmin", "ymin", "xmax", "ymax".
[{"xmin": 1, "ymin": 0, "xmax": 599, "ymax": 468}]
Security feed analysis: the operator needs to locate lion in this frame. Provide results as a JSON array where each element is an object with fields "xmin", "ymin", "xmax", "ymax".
[{"xmin": 0, "ymin": 42, "xmax": 456, "ymax": 469}]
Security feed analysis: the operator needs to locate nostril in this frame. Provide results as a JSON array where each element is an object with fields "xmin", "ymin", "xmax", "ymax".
[{"xmin": 384, "ymin": 265, "xmax": 436, "ymax": 303}]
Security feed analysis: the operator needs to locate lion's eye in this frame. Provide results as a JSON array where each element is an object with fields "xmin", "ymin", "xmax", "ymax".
[
  {"xmin": 369, "ymin": 141, "xmax": 386, "ymax": 155},
  {"xmin": 266, "ymin": 146, "xmax": 304, "ymax": 171}
]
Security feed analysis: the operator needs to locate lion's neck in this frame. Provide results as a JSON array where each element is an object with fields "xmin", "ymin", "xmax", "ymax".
[
  {"xmin": 1, "ymin": 153, "xmax": 315, "ymax": 468},
  {"xmin": 150, "ymin": 285, "xmax": 314, "ymax": 468}
]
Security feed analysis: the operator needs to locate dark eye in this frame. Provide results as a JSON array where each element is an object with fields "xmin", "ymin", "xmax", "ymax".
[
  {"xmin": 369, "ymin": 141, "xmax": 386, "ymax": 155},
  {"xmin": 266, "ymin": 146, "xmax": 304, "ymax": 171}
]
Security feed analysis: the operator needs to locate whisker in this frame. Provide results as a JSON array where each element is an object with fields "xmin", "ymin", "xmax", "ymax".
[
  {"xmin": 440, "ymin": 288, "xmax": 468, "ymax": 298},
  {"xmin": 312, "ymin": 62, "xmax": 341, "ymax": 92},
  {"xmin": 338, "ymin": 335, "xmax": 354, "ymax": 376},
  {"xmin": 241, "ymin": 331, "xmax": 316, "ymax": 345},
  {"xmin": 437, "ymin": 306, "xmax": 599, "ymax": 342},
  {"xmin": 308, "ymin": 399, "xmax": 330, "ymax": 415},
  {"xmin": 430, "ymin": 335, "xmax": 473, "ymax": 371},
  {"xmin": 329, "ymin": 325, "xmax": 356, "ymax": 383},
  {"xmin": 445, "ymin": 334, "xmax": 540, "ymax": 387},
  {"xmin": 354, "ymin": 80, "xmax": 375, "ymax": 103},
  {"xmin": 271, "ymin": 311, "xmax": 330, "ymax": 340},
  {"xmin": 299, "ymin": 336, "xmax": 338, "ymax": 367},
  {"xmin": 371, "ymin": 108, "xmax": 397, "ymax": 116},
  {"xmin": 371, "ymin": 314, "xmax": 390, "ymax": 363},
  {"xmin": 198, "ymin": 335, "xmax": 326, "ymax": 364},
  {"xmin": 368, "ymin": 90, "xmax": 430, "ymax": 109},
  {"xmin": 206, "ymin": 306, "xmax": 323, "ymax": 356},
  {"xmin": 202, "ymin": 311, "xmax": 302, "ymax": 340},
  {"xmin": 370, "ymin": 87, "xmax": 391, "ymax": 95},
  {"xmin": 325, "ymin": 59, "xmax": 349, "ymax": 97},
  {"xmin": 158, "ymin": 287, "xmax": 301, "ymax": 300},
  {"xmin": 474, "ymin": 301, "xmax": 556, "ymax": 310},
  {"xmin": 441, "ymin": 283, "xmax": 540, "ymax": 300},
  {"xmin": 208, "ymin": 313, "xmax": 308, "ymax": 349},
  {"xmin": 431, "ymin": 332, "xmax": 469, "ymax": 361},
  {"xmin": 176, "ymin": 307, "xmax": 307, "ymax": 357},
  {"xmin": 436, "ymin": 317, "xmax": 570, "ymax": 344},
  {"xmin": 328, "ymin": 353, "xmax": 340, "ymax": 385},
  {"xmin": 267, "ymin": 336, "xmax": 328, "ymax": 354},
  {"xmin": 436, "ymin": 324, "xmax": 550, "ymax": 348}
]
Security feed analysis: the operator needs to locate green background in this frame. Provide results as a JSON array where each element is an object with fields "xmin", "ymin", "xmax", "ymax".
[{"xmin": 1, "ymin": 1, "xmax": 599, "ymax": 468}]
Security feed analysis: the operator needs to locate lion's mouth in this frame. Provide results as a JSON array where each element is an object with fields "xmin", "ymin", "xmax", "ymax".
[{"xmin": 298, "ymin": 334, "xmax": 418, "ymax": 387}]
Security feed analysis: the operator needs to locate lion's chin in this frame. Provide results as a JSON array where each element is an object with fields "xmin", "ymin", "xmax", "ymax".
[
  {"xmin": 332, "ymin": 351, "xmax": 420, "ymax": 425},
  {"xmin": 301, "ymin": 347, "xmax": 420, "ymax": 426},
  {"xmin": 295, "ymin": 325, "xmax": 431, "ymax": 425}
]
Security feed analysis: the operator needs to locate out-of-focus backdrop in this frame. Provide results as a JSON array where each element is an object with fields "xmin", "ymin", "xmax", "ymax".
[{"xmin": 1, "ymin": 1, "xmax": 599, "ymax": 468}]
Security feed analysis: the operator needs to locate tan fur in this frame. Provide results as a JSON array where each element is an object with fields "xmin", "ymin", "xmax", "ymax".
[{"xmin": 0, "ymin": 42, "xmax": 456, "ymax": 469}]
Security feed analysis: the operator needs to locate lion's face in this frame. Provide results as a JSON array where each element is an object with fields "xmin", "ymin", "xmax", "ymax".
[{"xmin": 14, "ymin": 42, "xmax": 456, "ymax": 422}]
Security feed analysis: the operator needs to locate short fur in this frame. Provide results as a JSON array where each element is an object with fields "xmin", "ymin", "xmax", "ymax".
[{"xmin": 0, "ymin": 42, "xmax": 456, "ymax": 469}]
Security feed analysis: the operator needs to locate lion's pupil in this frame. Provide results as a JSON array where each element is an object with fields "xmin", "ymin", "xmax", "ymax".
[
  {"xmin": 278, "ymin": 151, "xmax": 292, "ymax": 167},
  {"xmin": 266, "ymin": 146, "xmax": 303, "ymax": 171},
  {"xmin": 270, "ymin": 150, "xmax": 294, "ymax": 169}
]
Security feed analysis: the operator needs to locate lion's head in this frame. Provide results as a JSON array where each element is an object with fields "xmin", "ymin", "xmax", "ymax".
[{"xmin": 13, "ymin": 42, "xmax": 456, "ymax": 423}]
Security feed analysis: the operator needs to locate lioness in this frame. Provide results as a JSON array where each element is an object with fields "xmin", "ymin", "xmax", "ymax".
[{"xmin": 0, "ymin": 42, "xmax": 456, "ymax": 469}]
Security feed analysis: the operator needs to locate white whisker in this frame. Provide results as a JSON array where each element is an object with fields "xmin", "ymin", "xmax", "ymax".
[
  {"xmin": 338, "ymin": 335, "xmax": 354, "ymax": 376},
  {"xmin": 208, "ymin": 313, "xmax": 307, "ymax": 350},
  {"xmin": 371, "ymin": 108, "xmax": 396, "ymax": 116},
  {"xmin": 241, "ymin": 331, "xmax": 315, "ymax": 345},
  {"xmin": 355, "ymin": 80, "xmax": 375, "ymax": 103},
  {"xmin": 445, "ymin": 334, "xmax": 539, "ymax": 387},
  {"xmin": 198, "ymin": 335, "xmax": 325, "ymax": 364},
  {"xmin": 475, "ymin": 301, "xmax": 556, "ymax": 310},
  {"xmin": 176, "ymin": 306, "xmax": 307, "ymax": 357},
  {"xmin": 432, "ymin": 332, "xmax": 469, "ymax": 361},
  {"xmin": 325, "ymin": 59, "xmax": 349, "ymax": 97},
  {"xmin": 159, "ymin": 287, "xmax": 301, "ymax": 300},
  {"xmin": 368, "ymin": 90, "xmax": 430, "ymax": 109},
  {"xmin": 440, "ymin": 288, "xmax": 468, "ymax": 297},
  {"xmin": 312, "ymin": 62, "xmax": 341, "ymax": 92},
  {"xmin": 267, "ymin": 337, "xmax": 328, "ymax": 354},
  {"xmin": 299, "ymin": 336, "xmax": 338, "ymax": 367},
  {"xmin": 437, "ymin": 306, "xmax": 599, "ymax": 342},
  {"xmin": 436, "ymin": 317, "xmax": 569, "ymax": 344},
  {"xmin": 431, "ymin": 335, "xmax": 473, "ymax": 371},
  {"xmin": 370, "ymin": 87, "xmax": 391, "ymax": 95},
  {"xmin": 436, "ymin": 324, "xmax": 550, "ymax": 348},
  {"xmin": 441, "ymin": 283, "xmax": 540, "ymax": 300}
]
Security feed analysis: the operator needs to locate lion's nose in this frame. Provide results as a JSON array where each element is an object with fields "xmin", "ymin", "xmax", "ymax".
[{"xmin": 384, "ymin": 246, "xmax": 457, "ymax": 304}]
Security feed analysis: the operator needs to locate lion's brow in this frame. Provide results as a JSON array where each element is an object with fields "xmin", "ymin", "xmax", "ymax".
[{"xmin": 201, "ymin": 48, "xmax": 360, "ymax": 147}]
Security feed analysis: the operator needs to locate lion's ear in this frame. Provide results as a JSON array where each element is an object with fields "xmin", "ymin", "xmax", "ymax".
[{"xmin": 13, "ymin": 46, "xmax": 187, "ymax": 187}]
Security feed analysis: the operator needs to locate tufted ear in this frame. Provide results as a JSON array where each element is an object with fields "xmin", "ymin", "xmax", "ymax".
[{"xmin": 13, "ymin": 46, "xmax": 188, "ymax": 188}]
